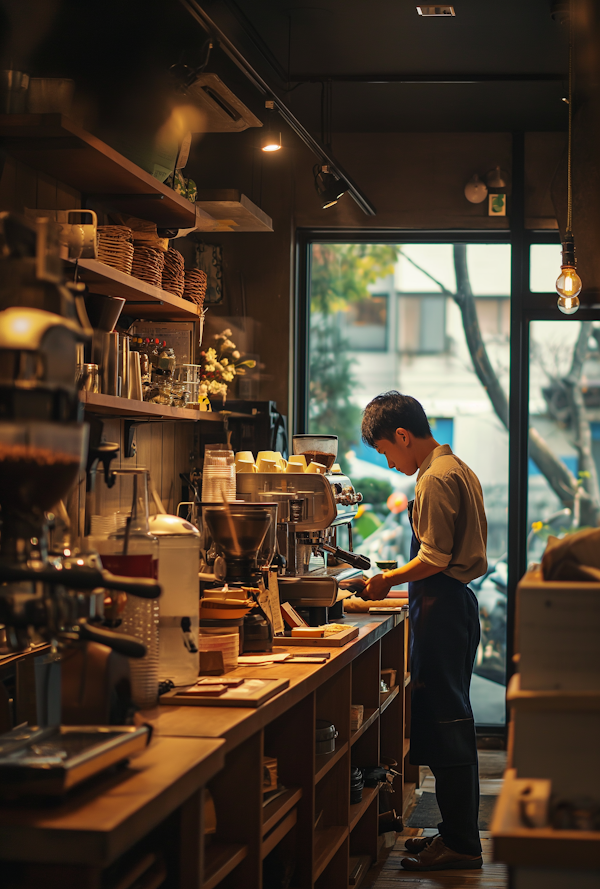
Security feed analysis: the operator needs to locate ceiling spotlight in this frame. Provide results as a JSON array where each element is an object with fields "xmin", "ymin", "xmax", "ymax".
[
  {"xmin": 314, "ymin": 165, "xmax": 347, "ymax": 209},
  {"xmin": 261, "ymin": 99, "xmax": 281, "ymax": 152},
  {"xmin": 416, "ymin": 6, "xmax": 455, "ymax": 16}
]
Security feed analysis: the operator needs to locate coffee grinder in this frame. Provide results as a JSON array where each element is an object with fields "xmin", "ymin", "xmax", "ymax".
[{"xmin": 201, "ymin": 503, "xmax": 277, "ymax": 651}]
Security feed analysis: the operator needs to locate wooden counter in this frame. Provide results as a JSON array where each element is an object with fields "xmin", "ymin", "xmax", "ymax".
[
  {"xmin": 1, "ymin": 613, "xmax": 413, "ymax": 889},
  {"xmin": 145, "ymin": 614, "xmax": 404, "ymax": 752}
]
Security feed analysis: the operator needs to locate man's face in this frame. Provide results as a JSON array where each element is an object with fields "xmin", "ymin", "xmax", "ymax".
[{"xmin": 374, "ymin": 429, "xmax": 419, "ymax": 476}]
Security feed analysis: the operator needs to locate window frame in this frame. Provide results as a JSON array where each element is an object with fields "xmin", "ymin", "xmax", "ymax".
[{"xmin": 295, "ymin": 133, "xmax": 576, "ymax": 733}]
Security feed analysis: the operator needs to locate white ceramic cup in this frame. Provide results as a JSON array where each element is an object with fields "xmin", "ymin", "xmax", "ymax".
[
  {"xmin": 236, "ymin": 459, "xmax": 257, "ymax": 473},
  {"xmin": 288, "ymin": 454, "xmax": 307, "ymax": 470},
  {"xmin": 235, "ymin": 450, "xmax": 254, "ymax": 465},
  {"xmin": 307, "ymin": 461, "xmax": 327, "ymax": 475},
  {"xmin": 258, "ymin": 458, "xmax": 280, "ymax": 473},
  {"xmin": 286, "ymin": 461, "xmax": 304, "ymax": 473}
]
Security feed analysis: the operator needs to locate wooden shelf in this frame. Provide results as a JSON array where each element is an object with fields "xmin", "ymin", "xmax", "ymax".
[
  {"xmin": 379, "ymin": 685, "xmax": 400, "ymax": 714},
  {"xmin": 403, "ymin": 737, "xmax": 410, "ymax": 759},
  {"xmin": 80, "ymin": 391, "xmax": 251, "ymax": 422},
  {"xmin": 404, "ymin": 672, "xmax": 411, "ymax": 688},
  {"xmin": 314, "ymin": 826, "xmax": 348, "ymax": 880},
  {"xmin": 195, "ymin": 190, "xmax": 273, "ymax": 232},
  {"xmin": 348, "ymin": 854, "xmax": 372, "ymax": 889},
  {"xmin": 349, "ymin": 785, "xmax": 379, "ymax": 832},
  {"xmin": 315, "ymin": 742, "xmax": 349, "ymax": 785},
  {"xmin": 262, "ymin": 788, "xmax": 302, "ymax": 836},
  {"xmin": 350, "ymin": 709, "xmax": 378, "ymax": 747},
  {"xmin": 0, "ymin": 114, "xmax": 197, "ymax": 229},
  {"xmin": 492, "ymin": 768, "xmax": 600, "ymax": 869},
  {"xmin": 261, "ymin": 809, "xmax": 297, "ymax": 860},
  {"xmin": 203, "ymin": 842, "xmax": 248, "ymax": 889},
  {"xmin": 70, "ymin": 258, "xmax": 200, "ymax": 320}
]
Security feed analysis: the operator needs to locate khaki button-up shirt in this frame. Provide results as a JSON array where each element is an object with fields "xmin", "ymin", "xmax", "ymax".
[{"xmin": 413, "ymin": 444, "xmax": 488, "ymax": 583}]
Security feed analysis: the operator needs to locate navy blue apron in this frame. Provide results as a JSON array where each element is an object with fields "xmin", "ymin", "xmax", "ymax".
[{"xmin": 407, "ymin": 500, "xmax": 480, "ymax": 767}]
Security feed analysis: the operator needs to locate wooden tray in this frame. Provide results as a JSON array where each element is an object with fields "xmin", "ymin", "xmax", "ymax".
[
  {"xmin": 160, "ymin": 678, "xmax": 289, "ymax": 708},
  {"xmin": 274, "ymin": 625, "xmax": 360, "ymax": 648}
]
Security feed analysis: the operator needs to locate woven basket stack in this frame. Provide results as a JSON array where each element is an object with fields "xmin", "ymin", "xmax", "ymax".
[
  {"xmin": 162, "ymin": 248, "xmax": 185, "ymax": 298},
  {"xmin": 183, "ymin": 268, "xmax": 208, "ymax": 307},
  {"xmin": 131, "ymin": 246, "xmax": 165, "ymax": 287},
  {"xmin": 97, "ymin": 226, "xmax": 134, "ymax": 274}
]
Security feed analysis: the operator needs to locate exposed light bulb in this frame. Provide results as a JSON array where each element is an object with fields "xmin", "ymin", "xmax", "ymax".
[
  {"xmin": 556, "ymin": 264, "xmax": 582, "ymax": 297},
  {"xmin": 557, "ymin": 294, "xmax": 580, "ymax": 315}
]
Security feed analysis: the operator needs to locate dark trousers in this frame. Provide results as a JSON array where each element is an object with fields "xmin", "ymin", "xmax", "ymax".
[{"xmin": 430, "ymin": 762, "xmax": 482, "ymax": 857}]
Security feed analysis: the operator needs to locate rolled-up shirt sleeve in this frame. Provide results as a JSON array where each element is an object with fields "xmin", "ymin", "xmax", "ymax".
[{"xmin": 414, "ymin": 475, "xmax": 459, "ymax": 569}]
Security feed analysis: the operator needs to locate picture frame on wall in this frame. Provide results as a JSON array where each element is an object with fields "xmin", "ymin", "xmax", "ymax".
[{"xmin": 194, "ymin": 242, "xmax": 223, "ymax": 305}]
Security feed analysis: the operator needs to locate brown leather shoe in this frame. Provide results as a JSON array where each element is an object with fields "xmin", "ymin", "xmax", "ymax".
[
  {"xmin": 404, "ymin": 834, "xmax": 437, "ymax": 853},
  {"xmin": 401, "ymin": 836, "xmax": 483, "ymax": 871}
]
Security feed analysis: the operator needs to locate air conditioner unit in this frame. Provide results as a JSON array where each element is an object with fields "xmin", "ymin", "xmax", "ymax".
[{"xmin": 185, "ymin": 74, "xmax": 262, "ymax": 132}]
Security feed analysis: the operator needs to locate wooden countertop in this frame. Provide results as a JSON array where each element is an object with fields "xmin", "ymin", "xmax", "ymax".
[
  {"xmin": 145, "ymin": 613, "xmax": 405, "ymax": 753},
  {"xmin": 0, "ymin": 735, "xmax": 224, "ymax": 867}
]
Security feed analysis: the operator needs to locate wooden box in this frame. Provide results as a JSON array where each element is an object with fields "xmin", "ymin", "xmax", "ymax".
[
  {"xmin": 508, "ymin": 674, "xmax": 600, "ymax": 797},
  {"xmin": 517, "ymin": 569, "xmax": 600, "ymax": 691}
]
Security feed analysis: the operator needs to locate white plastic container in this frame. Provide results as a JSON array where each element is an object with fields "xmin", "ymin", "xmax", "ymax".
[{"xmin": 149, "ymin": 513, "xmax": 200, "ymax": 686}]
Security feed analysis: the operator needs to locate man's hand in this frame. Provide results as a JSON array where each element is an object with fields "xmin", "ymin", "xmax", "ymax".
[{"xmin": 361, "ymin": 572, "xmax": 393, "ymax": 601}]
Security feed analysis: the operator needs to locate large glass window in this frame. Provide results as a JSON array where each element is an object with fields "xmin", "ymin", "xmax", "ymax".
[
  {"xmin": 308, "ymin": 242, "xmax": 510, "ymax": 725},
  {"xmin": 528, "ymin": 319, "xmax": 600, "ymax": 562}
]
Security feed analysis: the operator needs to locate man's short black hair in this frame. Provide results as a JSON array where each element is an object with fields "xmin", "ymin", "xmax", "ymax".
[{"xmin": 361, "ymin": 391, "xmax": 432, "ymax": 446}]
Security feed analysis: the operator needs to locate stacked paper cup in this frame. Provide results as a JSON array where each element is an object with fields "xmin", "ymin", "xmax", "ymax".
[{"xmin": 201, "ymin": 449, "xmax": 236, "ymax": 502}]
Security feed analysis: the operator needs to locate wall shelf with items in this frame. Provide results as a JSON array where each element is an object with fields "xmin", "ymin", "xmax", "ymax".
[
  {"xmin": 80, "ymin": 391, "xmax": 252, "ymax": 422},
  {"xmin": 0, "ymin": 114, "xmax": 197, "ymax": 229},
  {"xmin": 68, "ymin": 258, "xmax": 201, "ymax": 320}
]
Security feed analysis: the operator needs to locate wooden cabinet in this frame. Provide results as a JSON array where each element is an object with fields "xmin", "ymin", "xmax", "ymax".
[
  {"xmin": 0, "ymin": 615, "xmax": 413, "ymax": 889},
  {"xmin": 148, "ymin": 613, "xmax": 413, "ymax": 889}
]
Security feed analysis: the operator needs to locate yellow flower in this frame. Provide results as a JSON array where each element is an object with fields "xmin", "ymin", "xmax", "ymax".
[{"xmin": 531, "ymin": 521, "xmax": 544, "ymax": 533}]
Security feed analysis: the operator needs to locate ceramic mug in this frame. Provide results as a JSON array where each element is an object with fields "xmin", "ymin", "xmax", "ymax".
[
  {"xmin": 258, "ymin": 458, "xmax": 280, "ymax": 473},
  {"xmin": 307, "ymin": 461, "xmax": 327, "ymax": 475},
  {"xmin": 286, "ymin": 461, "xmax": 304, "ymax": 473},
  {"xmin": 235, "ymin": 450, "xmax": 255, "ymax": 465},
  {"xmin": 236, "ymin": 459, "xmax": 256, "ymax": 473},
  {"xmin": 288, "ymin": 454, "xmax": 307, "ymax": 470}
]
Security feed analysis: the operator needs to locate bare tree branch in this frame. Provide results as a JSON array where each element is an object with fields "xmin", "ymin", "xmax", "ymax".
[{"xmin": 451, "ymin": 244, "xmax": 599, "ymax": 526}]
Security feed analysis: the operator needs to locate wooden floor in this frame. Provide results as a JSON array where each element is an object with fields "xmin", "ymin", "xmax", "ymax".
[{"xmin": 368, "ymin": 830, "xmax": 507, "ymax": 889}]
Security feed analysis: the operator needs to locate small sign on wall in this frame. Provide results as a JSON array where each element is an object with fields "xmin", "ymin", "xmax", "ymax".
[{"xmin": 489, "ymin": 193, "xmax": 506, "ymax": 216}]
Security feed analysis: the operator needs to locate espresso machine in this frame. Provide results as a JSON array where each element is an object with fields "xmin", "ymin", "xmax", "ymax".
[
  {"xmin": 236, "ymin": 435, "xmax": 370, "ymax": 625},
  {"xmin": 0, "ymin": 214, "xmax": 159, "ymax": 789}
]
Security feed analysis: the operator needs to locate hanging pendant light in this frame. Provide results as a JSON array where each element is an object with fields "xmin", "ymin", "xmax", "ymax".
[
  {"xmin": 557, "ymin": 1, "xmax": 582, "ymax": 315},
  {"xmin": 261, "ymin": 100, "xmax": 282, "ymax": 152}
]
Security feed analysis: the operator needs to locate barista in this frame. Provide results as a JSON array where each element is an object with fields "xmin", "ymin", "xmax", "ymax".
[{"xmin": 360, "ymin": 392, "xmax": 487, "ymax": 873}]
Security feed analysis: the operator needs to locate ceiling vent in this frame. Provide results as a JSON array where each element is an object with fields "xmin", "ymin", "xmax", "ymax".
[
  {"xmin": 185, "ymin": 74, "xmax": 262, "ymax": 132},
  {"xmin": 416, "ymin": 5, "xmax": 455, "ymax": 15}
]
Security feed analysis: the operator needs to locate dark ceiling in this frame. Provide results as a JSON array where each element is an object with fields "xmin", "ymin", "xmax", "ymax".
[{"xmin": 214, "ymin": 0, "xmax": 569, "ymax": 132}]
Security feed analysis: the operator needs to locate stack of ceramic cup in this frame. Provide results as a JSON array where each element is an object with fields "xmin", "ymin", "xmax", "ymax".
[
  {"xmin": 198, "ymin": 631, "xmax": 239, "ymax": 670},
  {"xmin": 201, "ymin": 447, "xmax": 236, "ymax": 502},
  {"xmin": 233, "ymin": 450, "xmax": 328, "ymax": 475}
]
